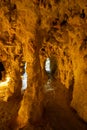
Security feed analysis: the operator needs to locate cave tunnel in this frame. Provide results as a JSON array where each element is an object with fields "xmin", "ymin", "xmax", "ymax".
[
  {"xmin": 0, "ymin": 62, "xmax": 5, "ymax": 80},
  {"xmin": 21, "ymin": 62, "xmax": 28, "ymax": 91},
  {"xmin": 45, "ymin": 57, "xmax": 52, "ymax": 79},
  {"xmin": 0, "ymin": 0, "xmax": 87, "ymax": 130},
  {"xmin": 45, "ymin": 57, "xmax": 57, "ymax": 79},
  {"xmin": 45, "ymin": 57, "xmax": 51, "ymax": 73}
]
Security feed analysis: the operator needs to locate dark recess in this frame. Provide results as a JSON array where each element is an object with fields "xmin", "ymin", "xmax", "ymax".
[{"xmin": 0, "ymin": 62, "xmax": 5, "ymax": 80}]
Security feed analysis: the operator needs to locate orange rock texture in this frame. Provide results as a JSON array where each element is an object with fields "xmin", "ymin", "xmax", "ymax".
[{"xmin": 0, "ymin": 0, "xmax": 87, "ymax": 129}]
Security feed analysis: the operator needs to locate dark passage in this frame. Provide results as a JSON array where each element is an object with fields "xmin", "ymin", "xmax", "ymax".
[{"xmin": 0, "ymin": 62, "xmax": 5, "ymax": 80}]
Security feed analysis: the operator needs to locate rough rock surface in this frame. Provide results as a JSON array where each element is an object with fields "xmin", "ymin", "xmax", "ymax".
[{"xmin": 0, "ymin": 0, "xmax": 87, "ymax": 129}]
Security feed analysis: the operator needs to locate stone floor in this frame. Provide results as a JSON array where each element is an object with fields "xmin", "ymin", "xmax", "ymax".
[
  {"xmin": 29, "ymin": 78, "xmax": 87, "ymax": 130},
  {"xmin": 0, "ymin": 78, "xmax": 87, "ymax": 130}
]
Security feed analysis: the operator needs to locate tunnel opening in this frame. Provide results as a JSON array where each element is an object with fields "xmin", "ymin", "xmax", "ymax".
[
  {"xmin": 21, "ymin": 62, "xmax": 28, "ymax": 92},
  {"xmin": 44, "ymin": 58, "xmax": 54, "ymax": 92},
  {"xmin": 45, "ymin": 57, "xmax": 57, "ymax": 79},
  {"xmin": 45, "ymin": 58, "xmax": 51, "ymax": 73},
  {"xmin": 45, "ymin": 58, "xmax": 52, "ymax": 79},
  {"xmin": 0, "ymin": 62, "xmax": 5, "ymax": 80},
  {"xmin": 0, "ymin": 62, "xmax": 10, "ymax": 88}
]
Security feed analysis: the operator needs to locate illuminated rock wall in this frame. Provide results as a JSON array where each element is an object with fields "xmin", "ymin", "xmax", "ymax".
[
  {"xmin": 0, "ymin": 0, "xmax": 43, "ymax": 129},
  {"xmin": 0, "ymin": 0, "xmax": 87, "ymax": 129},
  {"xmin": 38, "ymin": 0, "xmax": 87, "ymax": 122}
]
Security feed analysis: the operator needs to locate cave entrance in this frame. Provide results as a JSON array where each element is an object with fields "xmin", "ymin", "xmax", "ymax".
[{"xmin": 0, "ymin": 62, "xmax": 5, "ymax": 80}]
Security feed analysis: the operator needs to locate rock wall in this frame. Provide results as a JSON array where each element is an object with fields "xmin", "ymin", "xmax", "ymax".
[
  {"xmin": 38, "ymin": 0, "xmax": 87, "ymax": 122},
  {"xmin": 0, "ymin": 0, "xmax": 43, "ymax": 129},
  {"xmin": 0, "ymin": 0, "xmax": 87, "ymax": 129}
]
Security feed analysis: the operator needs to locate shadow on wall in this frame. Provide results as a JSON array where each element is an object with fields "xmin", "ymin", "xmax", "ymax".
[{"xmin": 68, "ymin": 77, "xmax": 74, "ymax": 103}]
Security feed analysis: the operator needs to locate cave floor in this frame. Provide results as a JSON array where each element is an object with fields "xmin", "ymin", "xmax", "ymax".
[
  {"xmin": 31, "ymin": 78, "xmax": 87, "ymax": 130},
  {"xmin": 0, "ymin": 79, "xmax": 87, "ymax": 130}
]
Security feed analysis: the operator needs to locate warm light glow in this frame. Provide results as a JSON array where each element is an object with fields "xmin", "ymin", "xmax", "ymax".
[
  {"xmin": 21, "ymin": 62, "xmax": 28, "ymax": 91},
  {"xmin": 0, "ymin": 76, "xmax": 10, "ymax": 87}
]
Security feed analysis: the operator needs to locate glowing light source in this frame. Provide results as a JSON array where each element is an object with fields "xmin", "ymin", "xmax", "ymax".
[
  {"xmin": 45, "ymin": 58, "xmax": 51, "ymax": 72},
  {"xmin": 21, "ymin": 62, "xmax": 28, "ymax": 91},
  {"xmin": 0, "ymin": 76, "xmax": 10, "ymax": 87}
]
